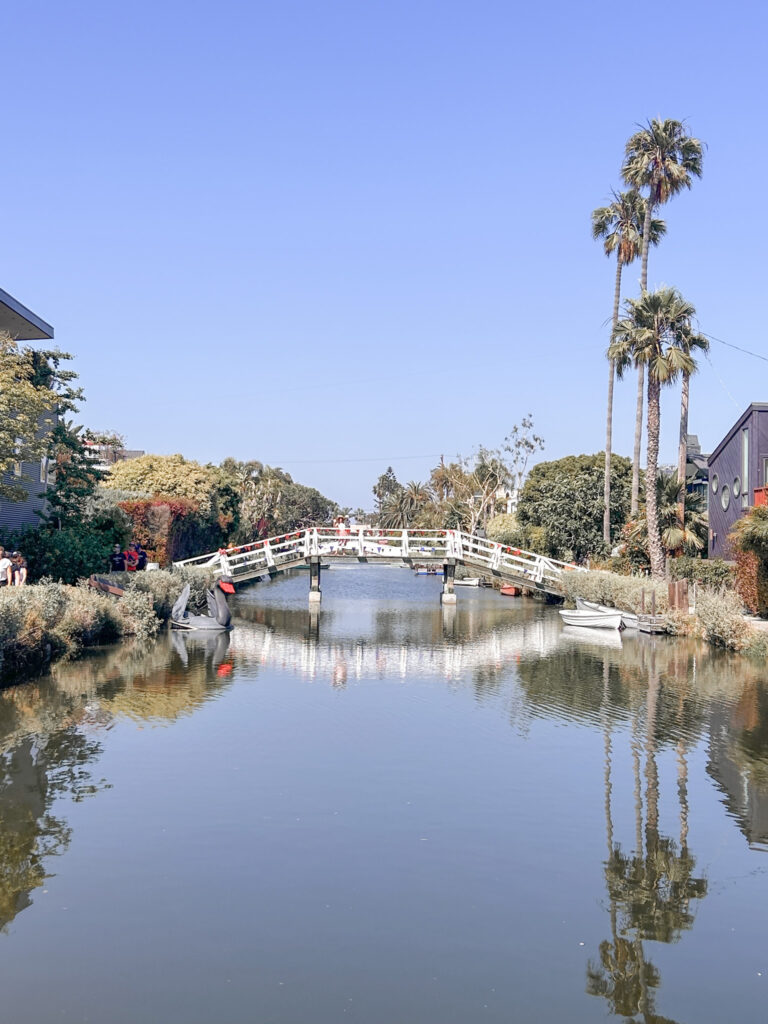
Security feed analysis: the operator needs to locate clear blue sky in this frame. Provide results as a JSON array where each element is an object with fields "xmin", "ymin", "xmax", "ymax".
[{"xmin": 4, "ymin": 0, "xmax": 766, "ymax": 508}]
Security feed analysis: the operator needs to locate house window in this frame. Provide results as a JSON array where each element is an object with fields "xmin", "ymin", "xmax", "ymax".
[
  {"xmin": 40, "ymin": 457, "xmax": 48, "ymax": 483},
  {"xmin": 13, "ymin": 462, "xmax": 21, "ymax": 477},
  {"xmin": 711, "ymin": 473, "xmax": 719, "ymax": 493},
  {"xmin": 721, "ymin": 484, "xmax": 731, "ymax": 511},
  {"xmin": 742, "ymin": 428, "xmax": 749, "ymax": 508},
  {"xmin": 734, "ymin": 477, "xmax": 741, "ymax": 498}
]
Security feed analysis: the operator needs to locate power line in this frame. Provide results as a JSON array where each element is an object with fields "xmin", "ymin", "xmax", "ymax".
[
  {"xmin": 702, "ymin": 332, "xmax": 768, "ymax": 364},
  {"xmin": 263, "ymin": 453, "xmax": 444, "ymax": 466}
]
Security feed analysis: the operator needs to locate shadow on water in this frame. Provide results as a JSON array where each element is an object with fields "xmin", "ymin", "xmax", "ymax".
[{"xmin": 1, "ymin": 571, "xmax": 768, "ymax": 1021}]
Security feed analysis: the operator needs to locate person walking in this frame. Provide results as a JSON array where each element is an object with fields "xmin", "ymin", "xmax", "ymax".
[
  {"xmin": 11, "ymin": 552, "xmax": 27, "ymax": 586},
  {"xmin": 0, "ymin": 547, "xmax": 11, "ymax": 587},
  {"xmin": 110, "ymin": 544, "xmax": 127, "ymax": 572}
]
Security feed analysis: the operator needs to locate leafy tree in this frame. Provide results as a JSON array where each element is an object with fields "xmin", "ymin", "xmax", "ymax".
[
  {"xmin": 621, "ymin": 119, "xmax": 704, "ymax": 517},
  {"xmin": 486, "ymin": 513, "xmax": 524, "ymax": 547},
  {"xmin": 372, "ymin": 467, "xmax": 402, "ymax": 514},
  {"xmin": 107, "ymin": 453, "xmax": 238, "ymax": 532},
  {"xmin": 592, "ymin": 191, "xmax": 665, "ymax": 540},
  {"xmin": 501, "ymin": 415, "xmax": 545, "ymax": 502},
  {"xmin": 220, "ymin": 459, "xmax": 337, "ymax": 539},
  {"xmin": 517, "ymin": 453, "xmax": 632, "ymax": 562},
  {"xmin": 0, "ymin": 335, "xmax": 66, "ymax": 500},
  {"xmin": 41, "ymin": 420, "xmax": 106, "ymax": 527},
  {"xmin": 270, "ymin": 482, "xmax": 338, "ymax": 534},
  {"xmin": 610, "ymin": 288, "xmax": 697, "ymax": 577}
]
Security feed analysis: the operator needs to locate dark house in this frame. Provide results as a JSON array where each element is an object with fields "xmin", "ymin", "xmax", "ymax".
[
  {"xmin": 0, "ymin": 287, "xmax": 55, "ymax": 533},
  {"xmin": 707, "ymin": 403, "xmax": 768, "ymax": 559}
]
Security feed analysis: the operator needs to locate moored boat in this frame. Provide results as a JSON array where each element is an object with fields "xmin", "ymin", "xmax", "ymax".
[
  {"xmin": 454, "ymin": 578, "xmax": 481, "ymax": 587},
  {"xmin": 558, "ymin": 608, "xmax": 623, "ymax": 630},
  {"xmin": 500, "ymin": 585, "xmax": 522, "ymax": 597},
  {"xmin": 575, "ymin": 597, "xmax": 638, "ymax": 630}
]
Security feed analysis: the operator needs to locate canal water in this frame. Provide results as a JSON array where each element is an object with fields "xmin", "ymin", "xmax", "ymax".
[{"xmin": 1, "ymin": 567, "xmax": 766, "ymax": 1023}]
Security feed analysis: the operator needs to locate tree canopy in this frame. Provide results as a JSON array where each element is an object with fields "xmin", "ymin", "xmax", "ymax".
[
  {"xmin": 517, "ymin": 453, "xmax": 633, "ymax": 562},
  {"xmin": 0, "ymin": 334, "xmax": 79, "ymax": 502}
]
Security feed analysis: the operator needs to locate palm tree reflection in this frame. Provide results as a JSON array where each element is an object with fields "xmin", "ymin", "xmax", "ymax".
[{"xmin": 587, "ymin": 649, "xmax": 706, "ymax": 1022}]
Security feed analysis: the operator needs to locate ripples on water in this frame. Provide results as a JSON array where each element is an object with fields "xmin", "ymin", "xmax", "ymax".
[{"xmin": 0, "ymin": 567, "xmax": 766, "ymax": 1023}]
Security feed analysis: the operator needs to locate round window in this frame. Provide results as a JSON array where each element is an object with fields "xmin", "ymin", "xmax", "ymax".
[
  {"xmin": 721, "ymin": 484, "xmax": 731, "ymax": 511},
  {"xmin": 711, "ymin": 474, "xmax": 719, "ymax": 493},
  {"xmin": 734, "ymin": 477, "xmax": 741, "ymax": 498}
]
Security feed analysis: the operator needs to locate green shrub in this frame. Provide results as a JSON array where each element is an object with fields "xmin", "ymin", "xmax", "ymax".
[
  {"xmin": 487, "ymin": 513, "xmax": 524, "ymax": 547},
  {"xmin": 560, "ymin": 569, "xmax": 669, "ymax": 614},
  {"xmin": 694, "ymin": 587, "xmax": 750, "ymax": 650},
  {"xmin": 670, "ymin": 556, "xmax": 735, "ymax": 589}
]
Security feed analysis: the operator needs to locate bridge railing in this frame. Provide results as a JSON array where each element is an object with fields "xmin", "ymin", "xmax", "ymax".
[{"xmin": 174, "ymin": 527, "xmax": 583, "ymax": 592}]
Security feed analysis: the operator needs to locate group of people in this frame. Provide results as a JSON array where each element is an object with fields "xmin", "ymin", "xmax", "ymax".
[
  {"xmin": 0, "ymin": 546, "xmax": 28, "ymax": 587},
  {"xmin": 109, "ymin": 542, "xmax": 148, "ymax": 573}
]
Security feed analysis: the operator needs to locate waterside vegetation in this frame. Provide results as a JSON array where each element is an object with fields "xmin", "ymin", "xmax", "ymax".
[{"xmin": 0, "ymin": 568, "xmax": 213, "ymax": 681}]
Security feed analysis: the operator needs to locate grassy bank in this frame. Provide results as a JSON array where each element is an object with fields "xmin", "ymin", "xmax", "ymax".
[{"xmin": 0, "ymin": 568, "xmax": 214, "ymax": 680}]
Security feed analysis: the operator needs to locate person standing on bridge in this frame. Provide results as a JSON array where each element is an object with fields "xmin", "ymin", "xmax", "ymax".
[{"xmin": 335, "ymin": 515, "xmax": 349, "ymax": 551}]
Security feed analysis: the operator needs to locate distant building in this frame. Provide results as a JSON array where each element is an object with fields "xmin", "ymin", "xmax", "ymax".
[
  {"xmin": 0, "ymin": 287, "xmax": 55, "ymax": 533},
  {"xmin": 707, "ymin": 403, "xmax": 768, "ymax": 559},
  {"xmin": 685, "ymin": 434, "xmax": 709, "ymax": 502},
  {"xmin": 84, "ymin": 442, "xmax": 145, "ymax": 474}
]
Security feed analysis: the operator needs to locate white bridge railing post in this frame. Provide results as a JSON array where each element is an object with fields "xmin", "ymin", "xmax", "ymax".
[
  {"xmin": 401, "ymin": 530, "xmax": 409, "ymax": 557},
  {"xmin": 264, "ymin": 540, "xmax": 275, "ymax": 568},
  {"xmin": 491, "ymin": 543, "xmax": 501, "ymax": 570}
]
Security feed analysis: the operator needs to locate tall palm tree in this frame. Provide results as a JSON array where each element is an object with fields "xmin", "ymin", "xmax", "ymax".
[
  {"xmin": 592, "ymin": 191, "xmax": 666, "ymax": 545},
  {"xmin": 621, "ymin": 119, "xmax": 704, "ymax": 517},
  {"xmin": 676, "ymin": 327, "xmax": 709, "ymax": 527},
  {"xmin": 610, "ymin": 288, "xmax": 696, "ymax": 578}
]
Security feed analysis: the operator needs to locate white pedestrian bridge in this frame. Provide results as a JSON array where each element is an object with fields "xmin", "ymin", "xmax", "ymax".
[{"xmin": 174, "ymin": 528, "xmax": 581, "ymax": 599}]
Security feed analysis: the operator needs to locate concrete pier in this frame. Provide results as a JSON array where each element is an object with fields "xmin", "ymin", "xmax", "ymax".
[{"xmin": 441, "ymin": 560, "xmax": 457, "ymax": 605}]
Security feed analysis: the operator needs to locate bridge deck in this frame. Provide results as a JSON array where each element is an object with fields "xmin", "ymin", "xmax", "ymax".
[{"xmin": 174, "ymin": 528, "xmax": 581, "ymax": 596}]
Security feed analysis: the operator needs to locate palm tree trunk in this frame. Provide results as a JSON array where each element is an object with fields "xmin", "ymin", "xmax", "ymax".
[
  {"xmin": 678, "ymin": 371, "xmax": 690, "ymax": 534},
  {"xmin": 646, "ymin": 374, "xmax": 665, "ymax": 578},
  {"xmin": 630, "ymin": 199, "xmax": 655, "ymax": 518},
  {"xmin": 640, "ymin": 197, "xmax": 653, "ymax": 292},
  {"xmin": 631, "ymin": 367, "xmax": 644, "ymax": 516},
  {"xmin": 604, "ymin": 258, "xmax": 623, "ymax": 545}
]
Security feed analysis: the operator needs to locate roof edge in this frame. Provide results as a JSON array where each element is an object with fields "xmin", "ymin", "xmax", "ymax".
[
  {"xmin": 708, "ymin": 404, "xmax": 768, "ymax": 465},
  {"xmin": 0, "ymin": 286, "xmax": 54, "ymax": 340}
]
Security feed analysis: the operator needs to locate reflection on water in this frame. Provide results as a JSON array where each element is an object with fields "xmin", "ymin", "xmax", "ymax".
[{"xmin": 0, "ymin": 568, "xmax": 767, "ymax": 1022}]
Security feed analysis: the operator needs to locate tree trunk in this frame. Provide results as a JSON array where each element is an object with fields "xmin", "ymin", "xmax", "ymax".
[
  {"xmin": 630, "ymin": 198, "xmax": 655, "ymax": 517},
  {"xmin": 630, "ymin": 366, "xmax": 644, "ymax": 516},
  {"xmin": 646, "ymin": 374, "xmax": 665, "ymax": 578},
  {"xmin": 678, "ymin": 370, "xmax": 690, "ymax": 535},
  {"xmin": 604, "ymin": 257, "xmax": 623, "ymax": 545},
  {"xmin": 640, "ymin": 195, "xmax": 653, "ymax": 292}
]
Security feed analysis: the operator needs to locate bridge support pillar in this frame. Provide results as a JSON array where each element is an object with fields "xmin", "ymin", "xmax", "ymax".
[
  {"xmin": 308, "ymin": 557, "xmax": 322, "ymax": 605},
  {"xmin": 441, "ymin": 560, "xmax": 457, "ymax": 605}
]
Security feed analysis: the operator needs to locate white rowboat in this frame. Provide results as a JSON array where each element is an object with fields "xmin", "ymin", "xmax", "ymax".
[
  {"xmin": 575, "ymin": 597, "xmax": 639, "ymax": 630},
  {"xmin": 454, "ymin": 578, "xmax": 481, "ymax": 587},
  {"xmin": 559, "ymin": 609, "xmax": 623, "ymax": 630}
]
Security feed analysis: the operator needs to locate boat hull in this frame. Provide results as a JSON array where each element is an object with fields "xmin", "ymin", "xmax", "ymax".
[
  {"xmin": 576, "ymin": 597, "xmax": 638, "ymax": 630},
  {"xmin": 559, "ymin": 609, "xmax": 623, "ymax": 630}
]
